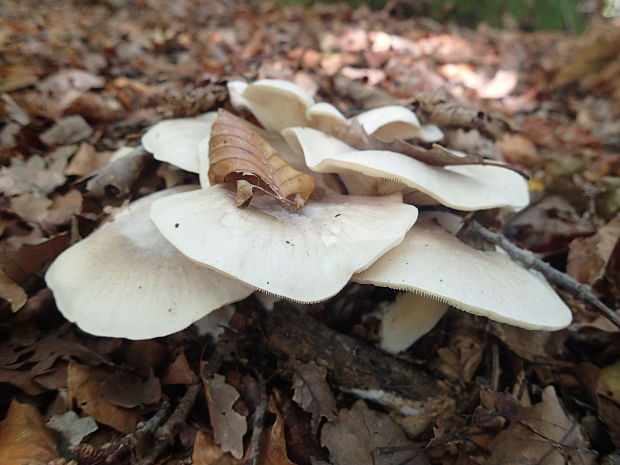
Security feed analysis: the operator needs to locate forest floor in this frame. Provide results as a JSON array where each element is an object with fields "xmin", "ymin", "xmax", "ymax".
[{"xmin": 1, "ymin": 1, "xmax": 620, "ymax": 464}]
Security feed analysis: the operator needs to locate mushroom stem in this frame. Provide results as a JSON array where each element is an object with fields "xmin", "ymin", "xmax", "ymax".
[
  {"xmin": 466, "ymin": 220, "xmax": 620, "ymax": 329},
  {"xmin": 380, "ymin": 292, "xmax": 448, "ymax": 353}
]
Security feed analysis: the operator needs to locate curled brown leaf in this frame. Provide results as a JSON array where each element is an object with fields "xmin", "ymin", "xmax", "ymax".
[{"xmin": 208, "ymin": 109, "xmax": 315, "ymax": 210}]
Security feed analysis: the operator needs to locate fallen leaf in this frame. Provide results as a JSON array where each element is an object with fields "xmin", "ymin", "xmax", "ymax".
[
  {"xmin": 38, "ymin": 69, "xmax": 105, "ymax": 95},
  {"xmin": 208, "ymin": 109, "xmax": 315, "ymax": 210},
  {"xmin": 0, "ymin": 400, "xmax": 59, "ymax": 465},
  {"xmin": 332, "ymin": 119, "xmax": 483, "ymax": 166},
  {"xmin": 567, "ymin": 217, "xmax": 620, "ymax": 286},
  {"xmin": 259, "ymin": 396, "xmax": 298, "ymax": 465},
  {"xmin": 598, "ymin": 360, "xmax": 620, "ymax": 405},
  {"xmin": 0, "ymin": 233, "xmax": 70, "ymax": 284},
  {"xmin": 0, "ymin": 268, "xmax": 27, "ymax": 312},
  {"xmin": 288, "ymin": 359, "xmax": 337, "ymax": 433},
  {"xmin": 192, "ymin": 431, "xmax": 242, "ymax": 465},
  {"xmin": 162, "ymin": 351, "xmax": 196, "ymax": 385},
  {"xmin": 321, "ymin": 400, "xmax": 427, "ymax": 465},
  {"xmin": 437, "ymin": 332, "xmax": 484, "ymax": 382},
  {"xmin": 40, "ymin": 115, "xmax": 93, "ymax": 146},
  {"xmin": 204, "ymin": 373, "xmax": 247, "ymax": 459},
  {"xmin": 489, "ymin": 386, "xmax": 595, "ymax": 465},
  {"xmin": 490, "ymin": 322, "xmax": 567, "ymax": 364},
  {"xmin": 65, "ymin": 142, "xmax": 113, "ymax": 177},
  {"xmin": 100, "ymin": 369, "xmax": 162, "ymax": 408},
  {"xmin": 83, "ymin": 146, "xmax": 150, "ymax": 198},
  {"xmin": 67, "ymin": 361, "xmax": 139, "ymax": 434},
  {"xmin": 47, "ymin": 411, "xmax": 98, "ymax": 448},
  {"xmin": 0, "ymin": 151, "xmax": 72, "ymax": 196}
]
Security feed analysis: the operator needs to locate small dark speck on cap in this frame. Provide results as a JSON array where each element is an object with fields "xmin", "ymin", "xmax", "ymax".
[
  {"xmin": 174, "ymin": 223, "xmax": 180, "ymax": 228},
  {"xmin": 335, "ymin": 213, "xmax": 341, "ymax": 218}
]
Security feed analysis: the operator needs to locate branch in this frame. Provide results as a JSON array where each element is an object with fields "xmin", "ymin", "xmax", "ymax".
[
  {"xmin": 137, "ymin": 379, "xmax": 202, "ymax": 465},
  {"xmin": 467, "ymin": 220, "xmax": 620, "ymax": 329}
]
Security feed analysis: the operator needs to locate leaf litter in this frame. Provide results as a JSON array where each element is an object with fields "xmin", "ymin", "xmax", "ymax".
[{"xmin": 0, "ymin": 0, "xmax": 620, "ymax": 464}]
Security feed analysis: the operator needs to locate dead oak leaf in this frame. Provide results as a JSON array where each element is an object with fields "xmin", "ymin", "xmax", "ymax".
[
  {"xmin": 192, "ymin": 431, "xmax": 242, "ymax": 465},
  {"xmin": 258, "ymin": 396, "xmax": 299, "ymax": 465},
  {"xmin": 67, "ymin": 361, "xmax": 139, "ymax": 434},
  {"xmin": 288, "ymin": 359, "xmax": 337, "ymax": 433},
  {"xmin": 204, "ymin": 373, "xmax": 247, "ymax": 460},
  {"xmin": 321, "ymin": 400, "xmax": 427, "ymax": 465},
  {"xmin": 333, "ymin": 119, "xmax": 485, "ymax": 167},
  {"xmin": 489, "ymin": 386, "xmax": 595, "ymax": 465},
  {"xmin": 0, "ymin": 268, "xmax": 27, "ymax": 312},
  {"xmin": 567, "ymin": 217, "xmax": 620, "ymax": 287},
  {"xmin": 208, "ymin": 109, "xmax": 315, "ymax": 210},
  {"xmin": 0, "ymin": 400, "xmax": 59, "ymax": 465}
]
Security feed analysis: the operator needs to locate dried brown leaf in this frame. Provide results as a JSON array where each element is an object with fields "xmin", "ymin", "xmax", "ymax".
[
  {"xmin": 83, "ymin": 146, "xmax": 149, "ymax": 198},
  {"xmin": 258, "ymin": 396, "xmax": 299, "ymax": 465},
  {"xmin": 0, "ymin": 400, "xmax": 59, "ymax": 465},
  {"xmin": 489, "ymin": 386, "xmax": 595, "ymax": 465},
  {"xmin": 100, "ymin": 369, "xmax": 162, "ymax": 408},
  {"xmin": 321, "ymin": 400, "xmax": 428, "ymax": 465},
  {"xmin": 67, "ymin": 361, "xmax": 139, "ymax": 434},
  {"xmin": 0, "ymin": 268, "xmax": 27, "ymax": 312},
  {"xmin": 40, "ymin": 115, "xmax": 93, "ymax": 146},
  {"xmin": 288, "ymin": 359, "xmax": 337, "ymax": 433},
  {"xmin": 208, "ymin": 109, "xmax": 315, "ymax": 210},
  {"xmin": 567, "ymin": 217, "xmax": 620, "ymax": 287},
  {"xmin": 332, "ymin": 119, "xmax": 505, "ymax": 167},
  {"xmin": 437, "ymin": 332, "xmax": 484, "ymax": 382},
  {"xmin": 204, "ymin": 373, "xmax": 247, "ymax": 460},
  {"xmin": 192, "ymin": 431, "xmax": 242, "ymax": 465}
]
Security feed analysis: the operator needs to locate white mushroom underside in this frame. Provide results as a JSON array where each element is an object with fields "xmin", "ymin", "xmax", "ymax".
[
  {"xmin": 242, "ymin": 79, "xmax": 314, "ymax": 132},
  {"xmin": 141, "ymin": 113, "xmax": 217, "ymax": 173},
  {"xmin": 45, "ymin": 186, "xmax": 253, "ymax": 339},
  {"xmin": 283, "ymin": 127, "xmax": 529, "ymax": 211},
  {"xmin": 355, "ymin": 105, "xmax": 444, "ymax": 143},
  {"xmin": 380, "ymin": 292, "xmax": 449, "ymax": 353},
  {"xmin": 354, "ymin": 220, "xmax": 572, "ymax": 330},
  {"xmin": 150, "ymin": 185, "xmax": 419, "ymax": 303}
]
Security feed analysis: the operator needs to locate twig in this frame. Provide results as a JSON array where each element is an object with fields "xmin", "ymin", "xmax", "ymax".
[
  {"xmin": 245, "ymin": 373, "xmax": 268, "ymax": 465},
  {"xmin": 72, "ymin": 401, "xmax": 171, "ymax": 465},
  {"xmin": 136, "ymin": 379, "xmax": 202, "ymax": 465},
  {"xmin": 467, "ymin": 220, "xmax": 620, "ymax": 329}
]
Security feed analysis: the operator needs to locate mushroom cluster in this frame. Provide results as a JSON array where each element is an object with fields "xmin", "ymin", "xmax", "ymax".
[{"xmin": 46, "ymin": 79, "xmax": 572, "ymax": 348}]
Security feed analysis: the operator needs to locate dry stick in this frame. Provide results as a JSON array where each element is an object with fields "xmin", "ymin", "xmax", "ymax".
[
  {"xmin": 72, "ymin": 402, "xmax": 171, "ymax": 465},
  {"xmin": 245, "ymin": 373, "xmax": 268, "ymax": 465},
  {"xmin": 137, "ymin": 380, "xmax": 202, "ymax": 465},
  {"xmin": 468, "ymin": 220, "xmax": 620, "ymax": 329}
]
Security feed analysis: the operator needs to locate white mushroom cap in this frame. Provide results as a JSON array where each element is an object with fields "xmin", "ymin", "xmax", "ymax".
[
  {"xmin": 355, "ymin": 105, "xmax": 444, "ymax": 143},
  {"xmin": 283, "ymin": 127, "xmax": 529, "ymax": 211},
  {"xmin": 45, "ymin": 187, "xmax": 253, "ymax": 339},
  {"xmin": 150, "ymin": 185, "xmax": 419, "ymax": 303},
  {"xmin": 142, "ymin": 112, "xmax": 217, "ymax": 173},
  {"xmin": 380, "ymin": 292, "xmax": 449, "ymax": 353},
  {"xmin": 354, "ymin": 219, "xmax": 572, "ymax": 330},
  {"xmin": 241, "ymin": 79, "xmax": 314, "ymax": 132},
  {"xmin": 227, "ymin": 80, "xmax": 251, "ymax": 112},
  {"xmin": 306, "ymin": 102, "xmax": 348, "ymax": 133}
]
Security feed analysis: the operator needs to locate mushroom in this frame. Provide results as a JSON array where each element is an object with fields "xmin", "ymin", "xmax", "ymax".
[
  {"xmin": 141, "ymin": 112, "xmax": 217, "ymax": 173},
  {"xmin": 306, "ymin": 102, "xmax": 348, "ymax": 133},
  {"xmin": 354, "ymin": 218, "xmax": 572, "ymax": 331},
  {"xmin": 379, "ymin": 292, "xmax": 449, "ymax": 353},
  {"xmin": 45, "ymin": 186, "xmax": 253, "ymax": 339},
  {"xmin": 240, "ymin": 79, "xmax": 315, "ymax": 132},
  {"xmin": 149, "ymin": 185, "xmax": 419, "ymax": 303},
  {"xmin": 355, "ymin": 105, "xmax": 444, "ymax": 143},
  {"xmin": 283, "ymin": 126, "xmax": 529, "ymax": 211}
]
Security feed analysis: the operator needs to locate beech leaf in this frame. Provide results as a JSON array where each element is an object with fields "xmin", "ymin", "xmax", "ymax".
[
  {"xmin": 332, "ymin": 119, "xmax": 521, "ymax": 171},
  {"xmin": 208, "ymin": 109, "xmax": 315, "ymax": 210}
]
